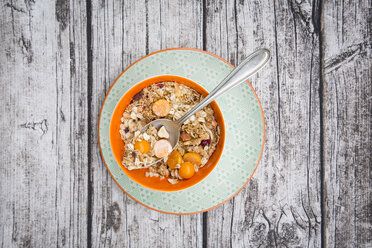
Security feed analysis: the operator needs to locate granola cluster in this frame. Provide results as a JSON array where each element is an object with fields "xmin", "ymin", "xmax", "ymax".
[{"xmin": 119, "ymin": 81, "xmax": 220, "ymax": 184}]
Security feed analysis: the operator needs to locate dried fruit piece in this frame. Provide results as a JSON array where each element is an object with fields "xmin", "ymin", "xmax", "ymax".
[
  {"xmin": 156, "ymin": 83, "xmax": 164, "ymax": 88},
  {"xmin": 153, "ymin": 139, "xmax": 172, "ymax": 158},
  {"xmin": 179, "ymin": 162, "xmax": 195, "ymax": 179},
  {"xmin": 152, "ymin": 99, "xmax": 171, "ymax": 117},
  {"xmin": 133, "ymin": 91, "xmax": 143, "ymax": 101},
  {"xmin": 134, "ymin": 140, "xmax": 151, "ymax": 154},
  {"xmin": 180, "ymin": 131, "xmax": 191, "ymax": 141},
  {"xmin": 166, "ymin": 150, "xmax": 182, "ymax": 169},
  {"xmin": 183, "ymin": 152, "xmax": 202, "ymax": 166},
  {"xmin": 200, "ymin": 139, "xmax": 212, "ymax": 147}
]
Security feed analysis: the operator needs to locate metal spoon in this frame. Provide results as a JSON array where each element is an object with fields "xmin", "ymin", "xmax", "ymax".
[{"xmin": 135, "ymin": 48, "xmax": 270, "ymax": 167}]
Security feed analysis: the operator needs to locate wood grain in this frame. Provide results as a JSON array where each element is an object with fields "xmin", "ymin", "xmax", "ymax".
[
  {"xmin": 322, "ymin": 0, "xmax": 371, "ymax": 246},
  {"xmin": 89, "ymin": 0, "xmax": 204, "ymax": 247},
  {"xmin": 0, "ymin": 0, "xmax": 370, "ymax": 247},
  {"xmin": 0, "ymin": 0, "xmax": 89, "ymax": 247},
  {"xmin": 204, "ymin": 0, "xmax": 322, "ymax": 247}
]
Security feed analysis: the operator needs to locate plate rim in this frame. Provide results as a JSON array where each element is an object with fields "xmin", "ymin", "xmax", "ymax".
[{"xmin": 98, "ymin": 47, "xmax": 266, "ymax": 215}]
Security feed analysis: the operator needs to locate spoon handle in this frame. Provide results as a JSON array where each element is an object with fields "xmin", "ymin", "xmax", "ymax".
[{"xmin": 176, "ymin": 48, "xmax": 271, "ymax": 125}]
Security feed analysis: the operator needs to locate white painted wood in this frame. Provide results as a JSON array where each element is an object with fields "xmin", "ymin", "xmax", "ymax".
[
  {"xmin": 90, "ymin": 0, "xmax": 203, "ymax": 247},
  {"xmin": 205, "ymin": 0, "xmax": 322, "ymax": 247},
  {"xmin": 0, "ymin": 0, "xmax": 88, "ymax": 247},
  {"xmin": 0, "ymin": 0, "xmax": 370, "ymax": 247},
  {"xmin": 322, "ymin": 0, "xmax": 371, "ymax": 246}
]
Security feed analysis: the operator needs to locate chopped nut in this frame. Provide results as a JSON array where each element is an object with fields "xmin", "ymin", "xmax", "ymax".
[
  {"xmin": 134, "ymin": 157, "xmax": 140, "ymax": 166},
  {"xmin": 201, "ymin": 158, "xmax": 208, "ymax": 166},
  {"xmin": 177, "ymin": 147, "xmax": 185, "ymax": 156},
  {"xmin": 158, "ymin": 165, "xmax": 170, "ymax": 177},
  {"xmin": 180, "ymin": 131, "xmax": 191, "ymax": 141},
  {"xmin": 174, "ymin": 83, "xmax": 181, "ymax": 97},
  {"xmin": 183, "ymin": 138, "xmax": 202, "ymax": 146},
  {"xmin": 127, "ymin": 143, "xmax": 134, "ymax": 150},
  {"xmin": 147, "ymin": 171, "xmax": 160, "ymax": 177},
  {"xmin": 168, "ymin": 178, "xmax": 178, "ymax": 184},
  {"xmin": 158, "ymin": 126, "xmax": 169, "ymax": 138},
  {"xmin": 143, "ymin": 133, "xmax": 150, "ymax": 141}
]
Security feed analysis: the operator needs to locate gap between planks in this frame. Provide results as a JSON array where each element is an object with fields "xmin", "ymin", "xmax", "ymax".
[{"xmin": 86, "ymin": 0, "xmax": 93, "ymax": 247}]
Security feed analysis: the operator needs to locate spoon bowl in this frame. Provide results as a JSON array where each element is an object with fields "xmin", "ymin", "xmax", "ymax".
[
  {"xmin": 130, "ymin": 119, "xmax": 180, "ymax": 168},
  {"xmin": 141, "ymin": 119, "xmax": 180, "ymax": 147}
]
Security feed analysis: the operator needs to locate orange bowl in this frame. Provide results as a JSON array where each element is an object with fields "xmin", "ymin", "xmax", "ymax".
[{"xmin": 110, "ymin": 75, "xmax": 225, "ymax": 192}]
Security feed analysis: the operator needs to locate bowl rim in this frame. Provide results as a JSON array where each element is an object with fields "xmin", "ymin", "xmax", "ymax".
[
  {"xmin": 98, "ymin": 48, "xmax": 265, "ymax": 215},
  {"xmin": 109, "ymin": 75, "xmax": 226, "ymax": 192}
]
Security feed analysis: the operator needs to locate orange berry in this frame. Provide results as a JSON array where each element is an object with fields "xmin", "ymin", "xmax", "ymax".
[
  {"xmin": 152, "ymin": 99, "xmax": 171, "ymax": 117},
  {"xmin": 153, "ymin": 139, "xmax": 172, "ymax": 158},
  {"xmin": 179, "ymin": 162, "xmax": 195, "ymax": 179},
  {"xmin": 167, "ymin": 150, "xmax": 182, "ymax": 169},
  {"xmin": 134, "ymin": 140, "xmax": 151, "ymax": 154},
  {"xmin": 183, "ymin": 152, "xmax": 201, "ymax": 166}
]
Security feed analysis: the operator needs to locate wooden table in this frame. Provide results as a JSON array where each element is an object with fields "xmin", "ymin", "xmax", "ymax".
[{"xmin": 1, "ymin": 0, "xmax": 370, "ymax": 247}]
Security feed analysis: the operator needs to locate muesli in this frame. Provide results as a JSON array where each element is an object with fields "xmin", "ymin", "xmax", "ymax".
[{"xmin": 119, "ymin": 82, "xmax": 220, "ymax": 184}]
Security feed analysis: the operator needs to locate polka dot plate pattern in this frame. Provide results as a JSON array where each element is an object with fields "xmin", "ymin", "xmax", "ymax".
[{"xmin": 98, "ymin": 48, "xmax": 265, "ymax": 214}]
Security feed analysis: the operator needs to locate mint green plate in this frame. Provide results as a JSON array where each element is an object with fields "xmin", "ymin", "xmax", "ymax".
[{"xmin": 99, "ymin": 48, "xmax": 265, "ymax": 214}]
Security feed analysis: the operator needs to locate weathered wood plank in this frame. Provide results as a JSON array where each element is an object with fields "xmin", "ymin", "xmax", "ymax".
[
  {"xmin": 322, "ymin": 0, "xmax": 371, "ymax": 247},
  {"xmin": 1, "ymin": 0, "xmax": 370, "ymax": 247},
  {"xmin": 90, "ymin": 0, "xmax": 204, "ymax": 247},
  {"xmin": 205, "ymin": 0, "xmax": 322, "ymax": 247},
  {"xmin": 0, "ymin": 0, "xmax": 88, "ymax": 247}
]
